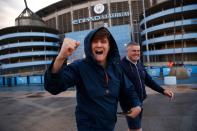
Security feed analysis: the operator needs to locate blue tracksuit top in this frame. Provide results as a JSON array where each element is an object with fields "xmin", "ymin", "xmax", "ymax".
[{"xmin": 44, "ymin": 27, "xmax": 141, "ymax": 131}]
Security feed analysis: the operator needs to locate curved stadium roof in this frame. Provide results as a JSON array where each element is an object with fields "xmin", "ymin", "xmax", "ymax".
[{"xmin": 36, "ymin": 0, "xmax": 92, "ymax": 17}]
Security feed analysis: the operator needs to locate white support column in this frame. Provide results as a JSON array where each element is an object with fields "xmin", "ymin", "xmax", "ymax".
[
  {"xmin": 108, "ymin": 0, "xmax": 112, "ymax": 27},
  {"xmin": 70, "ymin": 6, "xmax": 74, "ymax": 32},
  {"xmin": 88, "ymin": 1, "xmax": 92, "ymax": 29},
  {"xmin": 129, "ymin": 0, "xmax": 134, "ymax": 41},
  {"xmin": 55, "ymin": 9, "xmax": 59, "ymax": 30},
  {"xmin": 142, "ymin": 0, "xmax": 150, "ymax": 65}
]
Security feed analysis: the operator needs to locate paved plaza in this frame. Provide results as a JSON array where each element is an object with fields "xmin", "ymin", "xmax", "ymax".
[{"xmin": 0, "ymin": 85, "xmax": 197, "ymax": 131}]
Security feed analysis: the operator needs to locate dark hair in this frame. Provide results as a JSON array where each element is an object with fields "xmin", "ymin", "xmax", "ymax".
[
  {"xmin": 126, "ymin": 42, "xmax": 140, "ymax": 48},
  {"xmin": 92, "ymin": 28, "xmax": 111, "ymax": 42}
]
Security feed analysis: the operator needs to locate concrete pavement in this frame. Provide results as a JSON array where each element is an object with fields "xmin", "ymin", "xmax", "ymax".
[{"xmin": 0, "ymin": 85, "xmax": 196, "ymax": 131}]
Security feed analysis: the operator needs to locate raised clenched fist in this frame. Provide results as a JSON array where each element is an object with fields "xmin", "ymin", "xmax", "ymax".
[{"xmin": 58, "ymin": 38, "xmax": 80, "ymax": 59}]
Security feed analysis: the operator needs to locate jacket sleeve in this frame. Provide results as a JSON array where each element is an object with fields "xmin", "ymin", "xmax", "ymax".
[
  {"xmin": 119, "ymin": 73, "xmax": 141, "ymax": 112},
  {"xmin": 143, "ymin": 65, "xmax": 164, "ymax": 94},
  {"xmin": 44, "ymin": 60, "xmax": 78, "ymax": 95}
]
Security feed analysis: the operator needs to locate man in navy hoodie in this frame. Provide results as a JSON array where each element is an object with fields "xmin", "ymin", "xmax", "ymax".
[
  {"xmin": 121, "ymin": 42, "xmax": 174, "ymax": 131},
  {"xmin": 44, "ymin": 27, "xmax": 141, "ymax": 131}
]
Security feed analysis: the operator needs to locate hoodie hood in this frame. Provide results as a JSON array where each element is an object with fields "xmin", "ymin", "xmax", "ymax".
[{"xmin": 84, "ymin": 27, "xmax": 120, "ymax": 64}]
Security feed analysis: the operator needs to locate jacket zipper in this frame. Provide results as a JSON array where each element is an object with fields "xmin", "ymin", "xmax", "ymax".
[
  {"xmin": 104, "ymin": 70, "xmax": 109, "ymax": 94},
  {"xmin": 130, "ymin": 63, "xmax": 143, "ymax": 100}
]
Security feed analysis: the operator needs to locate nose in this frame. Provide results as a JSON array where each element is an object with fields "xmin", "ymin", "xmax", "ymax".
[{"xmin": 95, "ymin": 41, "xmax": 102, "ymax": 47}]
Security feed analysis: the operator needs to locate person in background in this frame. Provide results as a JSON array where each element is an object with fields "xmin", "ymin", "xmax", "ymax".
[
  {"xmin": 121, "ymin": 42, "xmax": 174, "ymax": 131},
  {"xmin": 167, "ymin": 60, "xmax": 174, "ymax": 68},
  {"xmin": 44, "ymin": 27, "xmax": 141, "ymax": 131}
]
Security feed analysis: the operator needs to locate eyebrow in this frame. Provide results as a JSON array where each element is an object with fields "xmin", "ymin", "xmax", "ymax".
[{"xmin": 130, "ymin": 50, "xmax": 140, "ymax": 52}]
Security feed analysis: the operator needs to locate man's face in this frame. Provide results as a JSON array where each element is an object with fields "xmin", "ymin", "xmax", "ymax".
[
  {"xmin": 91, "ymin": 37, "xmax": 110, "ymax": 66},
  {"xmin": 127, "ymin": 45, "xmax": 140, "ymax": 62}
]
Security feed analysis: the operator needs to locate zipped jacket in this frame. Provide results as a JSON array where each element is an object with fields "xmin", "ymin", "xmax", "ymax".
[
  {"xmin": 121, "ymin": 57, "xmax": 164, "ymax": 102},
  {"xmin": 44, "ymin": 27, "xmax": 141, "ymax": 131}
]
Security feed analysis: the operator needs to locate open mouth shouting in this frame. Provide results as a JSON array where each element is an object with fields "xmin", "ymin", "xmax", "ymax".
[
  {"xmin": 93, "ymin": 48, "xmax": 107, "ymax": 61},
  {"xmin": 91, "ymin": 38, "xmax": 110, "ymax": 66},
  {"xmin": 95, "ymin": 49, "xmax": 104, "ymax": 55}
]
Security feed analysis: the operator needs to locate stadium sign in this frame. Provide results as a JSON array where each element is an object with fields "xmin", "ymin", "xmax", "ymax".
[
  {"xmin": 94, "ymin": 4, "xmax": 105, "ymax": 14},
  {"xmin": 72, "ymin": 12, "xmax": 130, "ymax": 24}
]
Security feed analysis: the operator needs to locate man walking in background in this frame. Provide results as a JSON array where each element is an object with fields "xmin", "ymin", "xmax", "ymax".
[{"xmin": 121, "ymin": 42, "xmax": 174, "ymax": 131}]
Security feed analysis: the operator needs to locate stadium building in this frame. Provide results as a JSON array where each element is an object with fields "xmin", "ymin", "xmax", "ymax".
[
  {"xmin": 0, "ymin": 0, "xmax": 196, "ymax": 87},
  {"xmin": 36, "ymin": 0, "xmax": 154, "ymax": 62},
  {"xmin": 36, "ymin": 0, "xmax": 196, "ymax": 77},
  {"xmin": 0, "ymin": 2, "xmax": 60, "ymax": 87},
  {"xmin": 140, "ymin": 0, "xmax": 197, "ymax": 66},
  {"xmin": 140, "ymin": 0, "xmax": 197, "ymax": 77}
]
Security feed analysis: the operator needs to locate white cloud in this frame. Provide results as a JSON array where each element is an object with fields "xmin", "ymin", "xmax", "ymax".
[
  {"xmin": 26, "ymin": 0, "xmax": 61, "ymax": 12},
  {"xmin": 0, "ymin": 0, "xmax": 61, "ymax": 29}
]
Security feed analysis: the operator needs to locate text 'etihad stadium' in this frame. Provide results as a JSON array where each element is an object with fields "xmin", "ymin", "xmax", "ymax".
[{"xmin": 72, "ymin": 12, "xmax": 130, "ymax": 24}]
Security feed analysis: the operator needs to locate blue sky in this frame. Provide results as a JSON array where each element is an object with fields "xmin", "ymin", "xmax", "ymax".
[{"xmin": 0, "ymin": 0, "xmax": 60, "ymax": 29}]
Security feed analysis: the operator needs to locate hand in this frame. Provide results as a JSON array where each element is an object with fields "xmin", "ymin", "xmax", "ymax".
[
  {"xmin": 127, "ymin": 106, "xmax": 141, "ymax": 118},
  {"xmin": 52, "ymin": 38, "xmax": 80, "ymax": 73},
  {"xmin": 164, "ymin": 89, "xmax": 174, "ymax": 100},
  {"xmin": 58, "ymin": 38, "xmax": 80, "ymax": 59}
]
